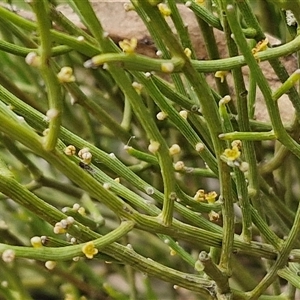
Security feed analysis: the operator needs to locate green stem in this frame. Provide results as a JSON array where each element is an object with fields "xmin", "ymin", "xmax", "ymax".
[
  {"xmin": 31, "ymin": 0, "xmax": 62, "ymax": 151},
  {"xmin": 72, "ymin": 0, "xmax": 177, "ymax": 226},
  {"xmin": 219, "ymin": 131, "xmax": 276, "ymax": 141},
  {"xmin": 0, "ymin": 221, "xmax": 135, "ymax": 261}
]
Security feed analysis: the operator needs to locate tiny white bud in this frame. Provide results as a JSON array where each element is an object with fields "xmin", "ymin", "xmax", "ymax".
[
  {"xmin": 156, "ymin": 111, "xmax": 167, "ymax": 120},
  {"xmin": 103, "ymin": 182, "xmax": 111, "ymax": 189},
  {"xmin": 148, "ymin": 140, "xmax": 160, "ymax": 153},
  {"xmin": 30, "ymin": 236, "xmax": 42, "ymax": 248},
  {"xmin": 174, "ymin": 161, "xmax": 185, "ymax": 170},
  {"xmin": 25, "ymin": 52, "xmax": 41, "ymax": 67},
  {"xmin": 66, "ymin": 216, "xmax": 75, "ymax": 224},
  {"xmin": 195, "ymin": 143, "xmax": 205, "ymax": 152},
  {"xmin": 2, "ymin": 249, "xmax": 15, "ymax": 263},
  {"xmin": 161, "ymin": 62, "xmax": 174, "ymax": 73},
  {"xmin": 45, "ymin": 261, "xmax": 56, "ymax": 270},
  {"xmin": 179, "ymin": 110, "xmax": 188, "ymax": 119},
  {"xmin": 169, "ymin": 144, "xmax": 181, "ymax": 156},
  {"xmin": 46, "ymin": 108, "xmax": 59, "ymax": 120}
]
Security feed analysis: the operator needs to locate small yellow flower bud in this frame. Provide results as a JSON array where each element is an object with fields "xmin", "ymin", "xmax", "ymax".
[
  {"xmin": 194, "ymin": 260, "xmax": 204, "ymax": 271},
  {"xmin": 205, "ymin": 191, "xmax": 218, "ymax": 204},
  {"xmin": 169, "ymin": 247, "xmax": 177, "ymax": 256},
  {"xmin": 78, "ymin": 207, "xmax": 86, "ymax": 215},
  {"xmin": 252, "ymin": 38, "xmax": 268, "ymax": 55},
  {"xmin": 158, "ymin": 3, "xmax": 171, "ymax": 16},
  {"xmin": 161, "ymin": 62, "xmax": 174, "ymax": 73},
  {"xmin": 169, "ymin": 144, "xmax": 181, "ymax": 156},
  {"xmin": 119, "ymin": 38, "xmax": 138, "ymax": 54},
  {"xmin": 114, "ymin": 177, "xmax": 120, "ymax": 183},
  {"xmin": 196, "ymin": 0, "xmax": 205, "ymax": 4},
  {"xmin": 31, "ymin": 236, "xmax": 43, "ymax": 248},
  {"xmin": 222, "ymin": 146, "xmax": 241, "ymax": 162},
  {"xmin": 53, "ymin": 222, "xmax": 66, "ymax": 234},
  {"xmin": 184, "ymin": 48, "xmax": 192, "ymax": 58},
  {"xmin": 194, "ymin": 189, "xmax": 205, "ymax": 202},
  {"xmin": 215, "ymin": 71, "xmax": 229, "ymax": 83},
  {"xmin": 148, "ymin": 140, "xmax": 160, "ymax": 154},
  {"xmin": 82, "ymin": 241, "xmax": 98, "ymax": 259},
  {"xmin": 64, "ymin": 145, "xmax": 76, "ymax": 156},
  {"xmin": 57, "ymin": 66, "xmax": 75, "ymax": 83}
]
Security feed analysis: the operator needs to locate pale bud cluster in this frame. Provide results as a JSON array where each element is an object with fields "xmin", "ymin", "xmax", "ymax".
[
  {"xmin": 53, "ymin": 216, "xmax": 75, "ymax": 234},
  {"xmin": 78, "ymin": 147, "xmax": 92, "ymax": 164}
]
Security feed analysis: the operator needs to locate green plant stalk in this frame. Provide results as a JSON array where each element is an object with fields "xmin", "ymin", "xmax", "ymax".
[
  {"xmin": 179, "ymin": 0, "xmax": 222, "ymax": 30},
  {"xmin": 0, "ymin": 221, "xmax": 134, "ymax": 261},
  {"xmin": 0, "ymin": 142, "xmax": 218, "ymax": 296},
  {"xmin": 196, "ymin": 14, "xmax": 232, "ymax": 106},
  {"xmin": 2, "ymin": 5, "xmax": 300, "ymax": 74},
  {"xmin": 31, "ymin": 0, "xmax": 62, "ymax": 151},
  {"xmin": 129, "ymin": 0, "xmax": 188, "ymax": 98},
  {"xmin": 167, "ymin": 0, "xmax": 196, "ymax": 58},
  {"xmin": 249, "ymin": 199, "xmax": 300, "ymax": 298},
  {"xmin": 151, "ymin": 75, "xmax": 198, "ymax": 111},
  {"xmin": 225, "ymin": 2, "xmax": 300, "ymax": 160},
  {"xmin": 272, "ymin": 70, "xmax": 300, "ymax": 101},
  {"xmin": 259, "ymin": 177, "xmax": 295, "ymax": 224},
  {"xmin": 0, "ymin": 134, "xmax": 42, "ymax": 180},
  {"xmin": 277, "ymin": 267, "xmax": 300, "ymax": 289},
  {"xmin": 0, "ymin": 39, "xmax": 71, "ymax": 57},
  {"xmin": 81, "ymin": 35, "xmax": 300, "ymax": 73},
  {"xmin": 131, "ymin": 0, "xmax": 235, "ymax": 275},
  {"xmin": 267, "ymin": 0, "xmax": 300, "ymax": 25},
  {"xmin": 247, "ymin": 71, "xmax": 257, "ymax": 119},
  {"xmin": 250, "ymin": 207, "xmax": 283, "ymax": 251},
  {"xmin": 158, "ymin": 234, "xmax": 196, "ymax": 267},
  {"xmin": 62, "ymin": 80, "xmax": 135, "ymax": 146},
  {"xmin": 0, "ymin": 260, "xmax": 33, "ymax": 300},
  {"xmin": 0, "ymin": 109, "xmax": 290, "ymax": 261},
  {"xmin": 0, "ymin": 83, "xmax": 218, "ymax": 232},
  {"xmin": 198, "ymin": 251, "xmax": 230, "ymax": 294},
  {"xmin": 219, "ymin": 131, "xmax": 276, "ymax": 141},
  {"xmin": 134, "ymin": 72, "xmax": 218, "ymax": 174},
  {"xmin": 219, "ymin": 98, "xmax": 252, "ymax": 243},
  {"xmin": 0, "ymin": 6, "xmax": 100, "ymax": 57},
  {"xmin": 71, "ymin": 0, "xmax": 178, "ymax": 227},
  {"xmin": 229, "ymin": 0, "xmax": 300, "ymax": 121},
  {"xmin": 0, "ymin": 16, "xmax": 37, "ymax": 48},
  {"xmin": 221, "ymin": 3, "xmax": 261, "ymax": 217},
  {"xmin": 259, "ymin": 144, "xmax": 290, "ymax": 174}
]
